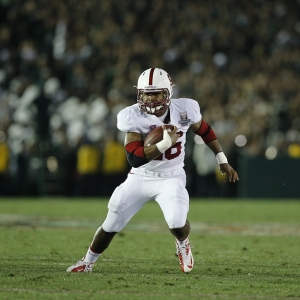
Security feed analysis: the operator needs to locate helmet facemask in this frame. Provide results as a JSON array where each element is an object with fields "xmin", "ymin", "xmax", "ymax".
[{"xmin": 137, "ymin": 89, "xmax": 171, "ymax": 114}]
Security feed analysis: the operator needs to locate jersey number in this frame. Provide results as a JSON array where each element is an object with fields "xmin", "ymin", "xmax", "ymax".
[{"xmin": 155, "ymin": 131, "xmax": 183, "ymax": 161}]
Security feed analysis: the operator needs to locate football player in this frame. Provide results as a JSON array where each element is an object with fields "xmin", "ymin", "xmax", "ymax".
[{"xmin": 67, "ymin": 68, "xmax": 239, "ymax": 273}]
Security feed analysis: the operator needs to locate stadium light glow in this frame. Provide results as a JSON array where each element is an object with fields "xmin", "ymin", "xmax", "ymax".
[
  {"xmin": 194, "ymin": 135, "xmax": 205, "ymax": 145},
  {"xmin": 47, "ymin": 156, "xmax": 58, "ymax": 172},
  {"xmin": 235, "ymin": 135, "xmax": 247, "ymax": 147},
  {"xmin": 265, "ymin": 146, "xmax": 278, "ymax": 160}
]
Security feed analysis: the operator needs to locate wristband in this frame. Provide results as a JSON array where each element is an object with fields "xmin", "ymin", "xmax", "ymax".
[
  {"xmin": 156, "ymin": 129, "xmax": 172, "ymax": 153},
  {"xmin": 216, "ymin": 152, "xmax": 228, "ymax": 164}
]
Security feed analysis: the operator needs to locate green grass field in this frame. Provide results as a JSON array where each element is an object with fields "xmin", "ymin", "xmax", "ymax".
[{"xmin": 0, "ymin": 198, "xmax": 300, "ymax": 300}]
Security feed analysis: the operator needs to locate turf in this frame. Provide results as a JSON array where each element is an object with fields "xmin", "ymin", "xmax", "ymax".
[{"xmin": 0, "ymin": 198, "xmax": 300, "ymax": 300}]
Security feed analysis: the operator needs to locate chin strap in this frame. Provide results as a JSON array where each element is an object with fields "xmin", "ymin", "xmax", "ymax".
[{"xmin": 163, "ymin": 108, "xmax": 171, "ymax": 124}]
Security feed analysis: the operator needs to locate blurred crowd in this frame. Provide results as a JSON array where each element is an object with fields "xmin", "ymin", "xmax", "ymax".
[{"xmin": 0, "ymin": 0, "xmax": 300, "ymax": 197}]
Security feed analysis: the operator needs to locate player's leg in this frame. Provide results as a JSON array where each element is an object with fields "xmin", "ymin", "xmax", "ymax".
[
  {"xmin": 67, "ymin": 174, "xmax": 148, "ymax": 273},
  {"xmin": 155, "ymin": 176, "xmax": 189, "ymax": 237},
  {"xmin": 155, "ymin": 175, "xmax": 194, "ymax": 273},
  {"xmin": 170, "ymin": 219, "xmax": 190, "ymax": 241}
]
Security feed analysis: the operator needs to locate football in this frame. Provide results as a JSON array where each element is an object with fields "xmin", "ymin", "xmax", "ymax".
[{"xmin": 144, "ymin": 125, "xmax": 175, "ymax": 146}]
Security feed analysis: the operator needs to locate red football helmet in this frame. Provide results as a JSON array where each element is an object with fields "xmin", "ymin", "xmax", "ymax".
[{"xmin": 136, "ymin": 68, "xmax": 174, "ymax": 114}]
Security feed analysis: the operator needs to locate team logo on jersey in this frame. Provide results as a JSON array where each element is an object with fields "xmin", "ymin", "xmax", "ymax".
[
  {"xmin": 178, "ymin": 111, "xmax": 191, "ymax": 126},
  {"xmin": 150, "ymin": 125, "xmax": 157, "ymax": 130}
]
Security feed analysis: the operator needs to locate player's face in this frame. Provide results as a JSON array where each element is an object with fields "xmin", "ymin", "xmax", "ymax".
[
  {"xmin": 141, "ymin": 92, "xmax": 164, "ymax": 103},
  {"xmin": 138, "ymin": 91, "xmax": 168, "ymax": 115}
]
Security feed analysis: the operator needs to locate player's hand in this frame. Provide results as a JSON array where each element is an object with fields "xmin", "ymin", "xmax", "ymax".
[
  {"xmin": 219, "ymin": 163, "xmax": 239, "ymax": 182},
  {"xmin": 162, "ymin": 125, "xmax": 179, "ymax": 146}
]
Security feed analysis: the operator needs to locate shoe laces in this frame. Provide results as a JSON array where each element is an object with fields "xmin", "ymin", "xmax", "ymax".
[
  {"xmin": 176, "ymin": 239, "xmax": 194, "ymax": 256},
  {"xmin": 80, "ymin": 258, "xmax": 94, "ymax": 268}
]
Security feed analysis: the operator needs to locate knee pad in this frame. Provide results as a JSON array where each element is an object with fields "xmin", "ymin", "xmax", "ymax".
[
  {"xmin": 102, "ymin": 209, "xmax": 126, "ymax": 232},
  {"xmin": 166, "ymin": 206, "xmax": 187, "ymax": 229}
]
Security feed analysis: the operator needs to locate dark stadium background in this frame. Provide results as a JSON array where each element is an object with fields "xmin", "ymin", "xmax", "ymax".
[{"xmin": 0, "ymin": 0, "xmax": 299, "ymax": 198}]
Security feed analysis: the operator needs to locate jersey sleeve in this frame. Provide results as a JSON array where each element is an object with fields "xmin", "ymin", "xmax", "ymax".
[
  {"xmin": 187, "ymin": 98, "xmax": 202, "ymax": 124},
  {"xmin": 117, "ymin": 107, "xmax": 137, "ymax": 133}
]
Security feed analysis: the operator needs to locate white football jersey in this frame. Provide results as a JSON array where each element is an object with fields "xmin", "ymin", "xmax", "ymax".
[{"xmin": 117, "ymin": 98, "xmax": 202, "ymax": 172}]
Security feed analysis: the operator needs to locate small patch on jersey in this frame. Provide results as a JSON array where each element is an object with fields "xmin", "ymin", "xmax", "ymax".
[
  {"xmin": 178, "ymin": 111, "xmax": 191, "ymax": 126},
  {"xmin": 150, "ymin": 125, "xmax": 157, "ymax": 130}
]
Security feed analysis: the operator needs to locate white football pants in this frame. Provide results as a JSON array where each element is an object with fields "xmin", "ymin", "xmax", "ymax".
[{"xmin": 101, "ymin": 168, "xmax": 189, "ymax": 232}]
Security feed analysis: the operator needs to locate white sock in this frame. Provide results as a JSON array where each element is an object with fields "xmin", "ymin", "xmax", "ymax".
[{"xmin": 84, "ymin": 247, "xmax": 101, "ymax": 263}]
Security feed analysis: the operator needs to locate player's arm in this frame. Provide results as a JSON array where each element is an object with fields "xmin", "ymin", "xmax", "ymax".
[
  {"xmin": 190, "ymin": 119, "xmax": 239, "ymax": 182},
  {"xmin": 124, "ymin": 126, "xmax": 178, "ymax": 168},
  {"xmin": 124, "ymin": 132, "xmax": 160, "ymax": 167}
]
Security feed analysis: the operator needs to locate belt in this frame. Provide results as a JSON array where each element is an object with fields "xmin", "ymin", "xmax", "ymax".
[{"xmin": 130, "ymin": 168, "xmax": 184, "ymax": 178}]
